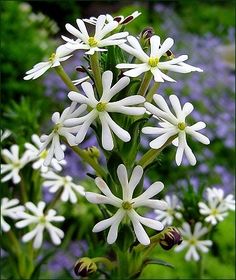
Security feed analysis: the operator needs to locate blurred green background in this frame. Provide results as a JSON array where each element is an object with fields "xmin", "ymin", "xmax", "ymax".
[{"xmin": 1, "ymin": 0, "xmax": 235, "ymax": 279}]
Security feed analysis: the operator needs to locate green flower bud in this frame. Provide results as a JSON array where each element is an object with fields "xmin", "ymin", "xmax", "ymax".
[
  {"xmin": 86, "ymin": 146, "xmax": 100, "ymax": 159},
  {"xmin": 74, "ymin": 257, "xmax": 97, "ymax": 277}
]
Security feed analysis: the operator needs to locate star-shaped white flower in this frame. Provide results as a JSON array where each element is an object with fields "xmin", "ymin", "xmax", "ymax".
[
  {"xmin": 175, "ymin": 222, "xmax": 212, "ymax": 261},
  {"xmin": 15, "ymin": 201, "xmax": 65, "ymax": 249},
  {"xmin": 25, "ymin": 134, "xmax": 67, "ymax": 173},
  {"xmin": 39, "ymin": 102, "xmax": 87, "ymax": 166},
  {"xmin": 42, "ymin": 171, "xmax": 85, "ymax": 204},
  {"xmin": 63, "ymin": 15, "xmax": 128, "ymax": 55},
  {"xmin": 83, "ymin": 11, "xmax": 141, "ymax": 26},
  {"xmin": 155, "ymin": 194, "xmax": 182, "ymax": 226},
  {"xmin": 65, "ymin": 70, "xmax": 146, "ymax": 150},
  {"xmin": 198, "ymin": 188, "xmax": 233, "ymax": 225},
  {"xmin": 1, "ymin": 145, "xmax": 30, "ymax": 184},
  {"xmin": 1, "ymin": 198, "xmax": 24, "ymax": 232},
  {"xmin": 206, "ymin": 187, "xmax": 235, "ymax": 211},
  {"xmin": 142, "ymin": 94, "xmax": 210, "ymax": 166},
  {"xmin": 85, "ymin": 164, "xmax": 167, "ymax": 245},
  {"xmin": 24, "ymin": 44, "xmax": 73, "ymax": 80},
  {"xmin": 116, "ymin": 35, "xmax": 202, "ymax": 82}
]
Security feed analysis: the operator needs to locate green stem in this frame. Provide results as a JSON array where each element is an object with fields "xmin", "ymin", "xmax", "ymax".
[
  {"xmin": 19, "ymin": 175, "xmax": 28, "ymax": 203},
  {"xmin": 138, "ymin": 135, "xmax": 176, "ymax": 168},
  {"xmin": 197, "ymin": 255, "xmax": 203, "ymax": 279},
  {"xmin": 6, "ymin": 230, "xmax": 21, "ymax": 256},
  {"xmin": 45, "ymin": 189, "xmax": 63, "ymax": 211},
  {"xmin": 65, "ymin": 142, "xmax": 106, "ymax": 178},
  {"xmin": 54, "ymin": 65, "xmax": 78, "ymax": 92},
  {"xmin": 146, "ymin": 82, "xmax": 160, "ymax": 102},
  {"xmin": 90, "ymin": 52, "xmax": 103, "ymax": 96},
  {"xmin": 92, "ymin": 257, "xmax": 115, "ymax": 270},
  {"xmin": 137, "ymin": 71, "xmax": 153, "ymax": 96}
]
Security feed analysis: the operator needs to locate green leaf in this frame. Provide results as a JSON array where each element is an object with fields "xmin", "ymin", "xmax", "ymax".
[
  {"xmin": 30, "ymin": 249, "xmax": 57, "ymax": 279},
  {"xmin": 144, "ymin": 258, "xmax": 174, "ymax": 269}
]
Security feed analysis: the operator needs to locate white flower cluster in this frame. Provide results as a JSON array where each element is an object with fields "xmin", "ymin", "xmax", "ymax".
[{"xmin": 156, "ymin": 187, "xmax": 235, "ymax": 261}]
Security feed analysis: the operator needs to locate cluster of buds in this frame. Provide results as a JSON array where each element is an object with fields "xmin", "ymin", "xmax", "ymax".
[{"xmin": 74, "ymin": 257, "xmax": 97, "ymax": 277}]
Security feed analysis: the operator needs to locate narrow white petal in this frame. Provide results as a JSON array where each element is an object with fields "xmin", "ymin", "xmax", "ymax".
[
  {"xmin": 186, "ymin": 128, "xmax": 210, "ymax": 145},
  {"xmin": 128, "ymin": 210, "xmax": 150, "ymax": 245},
  {"xmin": 99, "ymin": 113, "xmax": 114, "ymax": 151},
  {"xmin": 150, "ymin": 130, "xmax": 177, "ymax": 149},
  {"xmin": 157, "ymin": 38, "xmax": 174, "ymax": 58},
  {"xmin": 128, "ymin": 165, "xmax": 143, "ymax": 199},
  {"xmin": 175, "ymin": 132, "xmax": 186, "ymax": 166},
  {"xmin": 169, "ymin": 95, "xmax": 182, "ymax": 119},
  {"xmin": 85, "ymin": 192, "xmax": 120, "ymax": 207},
  {"xmin": 150, "ymin": 35, "xmax": 160, "ymax": 57},
  {"xmin": 107, "ymin": 209, "xmax": 125, "ymax": 244}
]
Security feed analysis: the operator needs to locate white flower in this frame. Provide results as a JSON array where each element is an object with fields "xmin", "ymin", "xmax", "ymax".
[
  {"xmin": 198, "ymin": 187, "xmax": 233, "ymax": 225},
  {"xmin": 39, "ymin": 102, "xmax": 87, "ymax": 166},
  {"xmin": 1, "ymin": 129, "xmax": 11, "ymax": 142},
  {"xmin": 175, "ymin": 222, "xmax": 212, "ymax": 261},
  {"xmin": 25, "ymin": 134, "xmax": 67, "ymax": 173},
  {"xmin": 155, "ymin": 194, "xmax": 182, "ymax": 226},
  {"xmin": 85, "ymin": 164, "xmax": 167, "ymax": 245},
  {"xmin": 63, "ymin": 15, "xmax": 128, "ymax": 55},
  {"xmin": 24, "ymin": 44, "xmax": 73, "ymax": 80},
  {"xmin": 42, "ymin": 171, "xmax": 85, "ymax": 204},
  {"xmin": 1, "ymin": 145, "xmax": 30, "ymax": 184},
  {"xmin": 15, "ymin": 201, "xmax": 65, "ymax": 249},
  {"xmin": 83, "ymin": 11, "xmax": 141, "ymax": 26},
  {"xmin": 1, "ymin": 198, "xmax": 24, "ymax": 232},
  {"xmin": 206, "ymin": 187, "xmax": 235, "ymax": 211},
  {"xmin": 65, "ymin": 70, "xmax": 146, "ymax": 150},
  {"xmin": 142, "ymin": 94, "xmax": 210, "ymax": 166},
  {"xmin": 116, "ymin": 35, "xmax": 202, "ymax": 82}
]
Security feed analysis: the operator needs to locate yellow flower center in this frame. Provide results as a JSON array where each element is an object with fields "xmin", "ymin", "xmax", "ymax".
[
  {"xmin": 189, "ymin": 238, "xmax": 197, "ymax": 245},
  {"xmin": 96, "ymin": 102, "xmax": 107, "ymax": 112},
  {"xmin": 122, "ymin": 201, "xmax": 133, "ymax": 210},
  {"xmin": 13, "ymin": 161, "xmax": 21, "ymax": 168},
  {"xmin": 53, "ymin": 123, "xmax": 62, "ymax": 133},
  {"xmin": 88, "ymin": 37, "xmax": 98, "ymax": 47},
  {"xmin": 49, "ymin": 53, "xmax": 56, "ymax": 63},
  {"xmin": 178, "ymin": 122, "xmax": 186, "ymax": 130},
  {"xmin": 40, "ymin": 150, "xmax": 48, "ymax": 159},
  {"xmin": 211, "ymin": 208, "xmax": 219, "ymax": 216},
  {"xmin": 39, "ymin": 215, "xmax": 46, "ymax": 224},
  {"xmin": 148, "ymin": 57, "xmax": 159, "ymax": 67}
]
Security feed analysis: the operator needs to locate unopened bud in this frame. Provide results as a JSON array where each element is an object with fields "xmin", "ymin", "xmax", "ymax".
[
  {"xmin": 86, "ymin": 146, "xmax": 100, "ymax": 159},
  {"xmin": 74, "ymin": 257, "xmax": 97, "ymax": 277},
  {"xmin": 140, "ymin": 27, "xmax": 155, "ymax": 41},
  {"xmin": 160, "ymin": 227, "xmax": 182, "ymax": 250}
]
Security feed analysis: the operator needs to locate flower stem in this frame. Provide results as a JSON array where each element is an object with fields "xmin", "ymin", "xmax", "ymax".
[
  {"xmin": 6, "ymin": 230, "xmax": 21, "ymax": 256},
  {"xmin": 138, "ymin": 135, "xmax": 176, "ymax": 168},
  {"xmin": 45, "ymin": 188, "xmax": 63, "ymax": 212},
  {"xmin": 19, "ymin": 174, "xmax": 28, "ymax": 203},
  {"xmin": 92, "ymin": 257, "xmax": 115, "ymax": 270},
  {"xmin": 65, "ymin": 142, "xmax": 106, "ymax": 178},
  {"xmin": 54, "ymin": 65, "xmax": 78, "ymax": 92},
  {"xmin": 90, "ymin": 52, "xmax": 103, "ymax": 96},
  {"xmin": 146, "ymin": 82, "xmax": 160, "ymax": 102},
  {"xmin": 197, "ymin": 255, "xmax": 203, "ymax": 279},
  {"xmin": 137, "ymin": 71, "xmax": 153, "ymax": 96}
]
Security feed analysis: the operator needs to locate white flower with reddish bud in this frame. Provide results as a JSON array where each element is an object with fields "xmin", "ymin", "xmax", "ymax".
[
  {"xmin": 15, "ymin": 201, "xmax": 65, "ymax": 249},
  {"xmin": 175, "ymin": 222, "xmax": 212, "ymax": 261},
  {"xmin": 24, "ymin": 44, "xmax": 73, "ymax": 80},
  {"xmin": 117, "ymin": 35, "xmax": 202, "ymax": 82},
  {"xmin": 85, "ymin": 164, "xmax": 167, "ymax": 245},
  {"xmin": 63, "ymin": 15, "xmax": 128, "ymax": 55},
  {"xmin": 1, "ymin": 145, "xmax": 30, "ymax": 184},
  {"xmin": 42, "ymin": 171, "xmax": 85, "ymax": 204},
  {"xmin": 65, "ymin": 70, "xmax": 146, "ymax": 151},
  {"xmin": 142, "ymin": 94, "xmax": 210, "ymax": 166},
  {"xmin": 1, "ymin": 198, "xmax": 24, "ymax": 232},
  {"xmin": 83, "ymin": 11, "xmax": 141, "ymax": 26}
]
